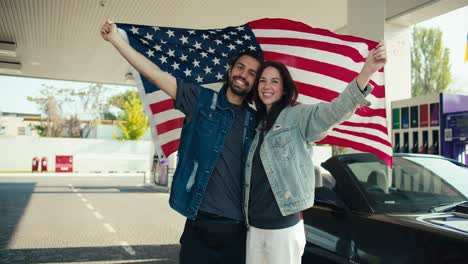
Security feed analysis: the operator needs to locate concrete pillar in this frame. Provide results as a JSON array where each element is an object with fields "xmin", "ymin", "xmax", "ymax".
[
  {"xmin": 384, "ymin": 24, "xmax": 412, "ymax": 101},
  {"xmin": 347, "ymin": 0, "xmax": 385, "ymax": 41}
]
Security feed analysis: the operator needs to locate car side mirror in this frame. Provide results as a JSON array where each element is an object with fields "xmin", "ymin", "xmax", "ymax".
[{"xmin": 315, "ymin": 187, "xmax": 349, "ymax": 216}]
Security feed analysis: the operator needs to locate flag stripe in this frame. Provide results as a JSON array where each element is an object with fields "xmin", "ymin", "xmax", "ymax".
[
  {"xmin": 323, "ymin": 130, "xmax": 392, "ymax": 156},
  {"xmin": 340, "ymin": 115, "xmax": 387, "ymax": 132},
  {"xmin": 354, "ymin": 108, "xmax": 387, "ymax": 118},
  {"xmin": 150, "ymin": 99, "xmax": 174, "ymax": 115},
  {"xmin": 340, "ymin": 121, "xmax": 388, "ymax": 136},
  {"xmin": 337, "ymin": 124, "xmax": 389, "ymax": 142},
  {"xmin": 158, "ymin": 128, "xmax": 182, "ymax": 145},
  {"xmin": 257, "ymin": 37, "xmax": 366, "ymax": 63},
  {"xmin": 156, "ymin": 117, "xmax": 185, "ymax": 135},
  {"xmin": 154, "ymin": 109, "xmax": 185, "ymax": 123},
  {"xmin": 296, "ymin": 82, "xmax": 338, "ymax": 102},
  {"xmin": 161, "ymin": 139, "xmax": 180, "ymax": 158},
  {"xmin": 332, "ymin": 127, "xmax": 392, "ymax": 147},
  {"xmin": 318, "ymin": 135, "xmax": 392, "ymax": 167},
  {"xmin": 144, "ymin": 90, "xmax": 172, "ymax": 104},
  {"xmin": 248, "ymin": 18, "xmax": 378, "ymax": 47},
  {"xmin": 252, "ymin": 28, "xmax": 371, "ymax": 57},
  {"xmin": 325, "ymin": 132, "xmax": 392, "ymax": 155}
]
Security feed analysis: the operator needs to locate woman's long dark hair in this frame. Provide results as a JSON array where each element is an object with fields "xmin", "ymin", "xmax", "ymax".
[{"xmin": 254, "ymin": 61, "xmax": 298, "ymax": 131}]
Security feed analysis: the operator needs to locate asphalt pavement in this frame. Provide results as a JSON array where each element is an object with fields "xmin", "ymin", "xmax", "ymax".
[{"xmin": 0, "ymin": 175, "xmax": 184, "ymax": 264}]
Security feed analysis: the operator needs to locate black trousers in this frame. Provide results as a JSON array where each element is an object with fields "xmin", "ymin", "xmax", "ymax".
[{"xmin": 179, "ymin": 212, "xmax": 246, "ymax": 264}]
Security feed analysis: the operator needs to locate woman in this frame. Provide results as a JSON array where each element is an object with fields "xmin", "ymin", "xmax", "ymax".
[{"xmin": 244, "ymin": 42, "xmax": 387, "ymax": 264}]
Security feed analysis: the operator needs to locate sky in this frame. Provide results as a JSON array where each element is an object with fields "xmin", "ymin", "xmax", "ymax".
[{"xmin": 0, "ymin": 5, "xmax": 467, "ymax": 115}]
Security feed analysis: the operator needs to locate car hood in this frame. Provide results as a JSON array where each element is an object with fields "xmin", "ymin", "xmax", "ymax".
[{"xmin": 388, "ymin": 212, "xmax": 468, "ymax": 238}]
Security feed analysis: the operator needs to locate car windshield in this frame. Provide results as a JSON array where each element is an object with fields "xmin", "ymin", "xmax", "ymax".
[{"xmin": 346, "ymin": 156, "xmax": 468, "ymax": 214}]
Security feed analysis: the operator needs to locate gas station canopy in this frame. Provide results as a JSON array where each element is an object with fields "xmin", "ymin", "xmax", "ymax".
[{"xmin": 1, "ymin": 0, "xmax": 467, "ymax": 86}]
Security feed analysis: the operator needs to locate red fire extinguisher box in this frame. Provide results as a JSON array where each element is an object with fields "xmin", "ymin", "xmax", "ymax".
[
  {"xmin": 55, "ymin": 155, "xmax": 73, "ymax": 173},
  {"xmin": 41, "ymin": 157, "xmax": 48, "ymax": 172},
  {"xmin": 32, "ymin": 157, "xmax": 39, "ymax": 172}
]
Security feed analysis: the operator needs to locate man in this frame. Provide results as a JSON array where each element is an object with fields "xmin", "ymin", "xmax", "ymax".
[{"xmin": 100, "ymin": 20, "xmax": 262, "ymax": 263}]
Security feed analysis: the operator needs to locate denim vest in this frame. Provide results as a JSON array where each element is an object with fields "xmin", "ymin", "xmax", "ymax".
[
  {"xmin": 243, "ymin": 79, "xmax": 373, "ymax": 227},
  {"xmin": 169, "ymin": 87, "xmax": 256, "ymax": 220}
]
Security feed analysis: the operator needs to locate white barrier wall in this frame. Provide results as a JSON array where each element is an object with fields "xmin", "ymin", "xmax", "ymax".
[{"xmin": 0, "ymin": 136, "xmax": 154, "ymax": 173}]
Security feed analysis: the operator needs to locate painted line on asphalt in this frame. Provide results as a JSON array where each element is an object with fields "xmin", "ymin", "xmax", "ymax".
[
  {"xmin": 103, "ymin": 223, "xmax": 116, "ymax": 233},
  {"xmin": 70, "ymin": 183, "xmax": 131, "ymax": 256},
  {"xmin": 94, "ymin": 211, "xmax": 103, "ymax": 219},
  {"xmin": 120, "ymin": 241, "xmax": 136, "ymax": 255}
]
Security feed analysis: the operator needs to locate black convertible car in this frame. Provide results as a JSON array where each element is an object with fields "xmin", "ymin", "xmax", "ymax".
[{"xmin": 302, "ymin": 153, "xmax": 468, "ymax": 264}]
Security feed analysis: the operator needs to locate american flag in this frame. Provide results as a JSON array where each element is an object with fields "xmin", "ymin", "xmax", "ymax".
[{"xmin": 117, "ymin": 18, "xmax": 392, "ymax": 167}]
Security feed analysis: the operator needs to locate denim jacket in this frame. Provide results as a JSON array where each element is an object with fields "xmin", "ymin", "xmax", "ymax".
[
  {"xmin": 243, "ymin": 79, "xmax": 373, "ymax": 226},
  {"xmin": 169, "ymin": 86, "xmax": 256, "ymax": 220}
]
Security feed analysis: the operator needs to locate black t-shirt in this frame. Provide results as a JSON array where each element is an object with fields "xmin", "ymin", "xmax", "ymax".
[
  {"xmin": 174, "ymin": 80, "xmax": 246, "ymax": 221},
  {"xmin": 249, "ymin": 130, "xmax": 300, "ymax": 229}
]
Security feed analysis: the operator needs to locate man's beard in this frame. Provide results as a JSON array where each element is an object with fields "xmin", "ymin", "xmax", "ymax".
[{"xmin": 228, "ymin": 76, "xmax": 251, "ymax": 97}]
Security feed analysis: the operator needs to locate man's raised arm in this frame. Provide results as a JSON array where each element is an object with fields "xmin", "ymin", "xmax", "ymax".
[{"xmin": 100, "ymin": 20, "xmax": 177, "ymax": 99}]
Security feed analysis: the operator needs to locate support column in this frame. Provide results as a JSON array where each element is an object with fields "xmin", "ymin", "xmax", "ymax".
[{"xmin": 347, "ymin": 0, "xmax": 385, "ymax": 41}]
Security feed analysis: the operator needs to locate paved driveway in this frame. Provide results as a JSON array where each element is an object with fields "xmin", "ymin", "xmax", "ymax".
[{"xmin": 0, "ymin": 175, "xmax": 184, "ymax": 264}]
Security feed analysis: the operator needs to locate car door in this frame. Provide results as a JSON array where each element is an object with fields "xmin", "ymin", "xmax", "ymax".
[
  {"xmin": 350, "ymin": 213, "xmax": 414, "ymax": 264},
  {"xmin": 303, "ymin": 178, "xmax": 353, "ymax": 263},
  {"xmin": 303, "ymin": 155, "xmax": 385, "ymax": 264}
]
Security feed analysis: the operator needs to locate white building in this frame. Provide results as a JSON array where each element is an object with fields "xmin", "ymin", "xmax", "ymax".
[{"xmin": 0, "ymin": 111, "xmax": 40, "ymax": 137}]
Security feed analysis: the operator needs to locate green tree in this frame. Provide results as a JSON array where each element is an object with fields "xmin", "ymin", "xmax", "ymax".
[
  {"xmin": 113, "ymin": 92, "xmax": 149, "ymax": 140},
  {"xmin": 411, "ymin": 27, "xmax": 452, "ymax": 96},
  {"xmin": 108, "ymin": 90, "xmax": 139, "ymax": 110},
  {"xmin": 30, "ymin": 123, "xmax": 46, "ymax": 137},
  {"xmin": 102, "ymin": 90, "xmax": 140, "ymax": 120}
]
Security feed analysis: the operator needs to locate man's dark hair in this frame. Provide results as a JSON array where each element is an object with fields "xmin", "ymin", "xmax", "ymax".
[
  {"xmin": 254, "ymin": 60, "xmax": 298, "ymax": 130},
  {"xmin": 226, "ymin": 50, "xmax": 264, "ymax": 76},
  {"xmin": 222, "ymin": 50, "xmax": 264, "ymax": 103}
]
